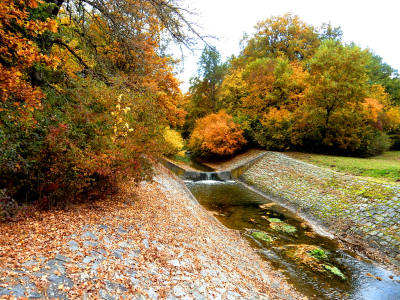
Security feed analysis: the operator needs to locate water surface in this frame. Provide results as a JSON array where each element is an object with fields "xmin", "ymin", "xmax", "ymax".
[{"xmin": 186, "ymin": 181, "xmax": 400, "ymax": 300}]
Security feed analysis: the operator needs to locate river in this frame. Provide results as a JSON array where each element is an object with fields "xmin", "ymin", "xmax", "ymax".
[{"xmin": 184, "ymin": 170, "xmax": 400, "ymax": 299}]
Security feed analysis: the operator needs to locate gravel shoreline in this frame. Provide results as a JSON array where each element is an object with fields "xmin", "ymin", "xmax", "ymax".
[{"xmin": 242, "ymin": 152, "xmax": 400, "ymax": 270}]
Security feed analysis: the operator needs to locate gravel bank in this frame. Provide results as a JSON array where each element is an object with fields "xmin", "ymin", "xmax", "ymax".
[
  {"xmin": 242, "ymin": 152, "xmax": 400, "ymax": 269},
  {"xmin": 0, "ymin": 163, "xmax": 306, "ymax": 299}
]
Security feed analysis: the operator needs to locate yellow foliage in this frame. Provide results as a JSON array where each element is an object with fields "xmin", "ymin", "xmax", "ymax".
[
  {"xmin": 367, "ymin": 84, "xmax": 391, "ymax": 106},
  {"xmin": 163, "ymin": 127, "xmax": 184, "ymax": 156},
  {"xmin": 384, "ymin": 106, "xmax": 400, "ymax": 133}
]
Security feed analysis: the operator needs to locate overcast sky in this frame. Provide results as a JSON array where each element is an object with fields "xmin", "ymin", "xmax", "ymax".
[{"xmin": 173, "ymin": 0, "xmax": 400, "ymax": 92}]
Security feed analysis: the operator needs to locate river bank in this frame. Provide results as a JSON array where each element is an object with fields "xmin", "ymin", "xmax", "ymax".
[
  {"xmin": 0, "ymin": 163, "xmax": 306, "ymax": 299},
  {"xmin": 241, "ymin": 152, "xmax": 400, "ymax": 270}
]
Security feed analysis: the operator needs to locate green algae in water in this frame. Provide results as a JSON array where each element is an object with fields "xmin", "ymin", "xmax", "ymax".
[
  {"xmin": 251, "ymin": 231, "xmax": 273, "ymax": 242},
  {"xmin": 324, "ymin": 264, "xmax": 346, "ymax": 280},
  {"xmin": 268, "ymin": 218, "xmax": 283, "ymax": 223},
  {"xmin": 270, "ymin": 221, "xmax": 297, "ymax": 234},
  {"xmin": 309, "ymin": 248, "xmax": 327, "ymax": 260}
]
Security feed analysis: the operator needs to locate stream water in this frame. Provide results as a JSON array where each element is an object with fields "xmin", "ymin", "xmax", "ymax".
[{"xmin": 185, "ymin": 176, "xmax": 400, "ymax": 299}]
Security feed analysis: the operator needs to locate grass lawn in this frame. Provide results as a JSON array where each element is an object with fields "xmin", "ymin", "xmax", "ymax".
[{"xmin": 285, "ymin": 151, "xmax": 400, "ymax": 183}]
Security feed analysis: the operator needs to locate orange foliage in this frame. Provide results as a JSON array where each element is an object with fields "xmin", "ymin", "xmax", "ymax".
[
  {"xmin": 0, "ymin": 0, "xmax": 58, "ymax": 114},
  {"xmin": 189, "ymin": 112, "xmax": 246, "ymax": 156},
  {"xmin": 363, "ymin": 98, "xmax": 383, "ymax": 123}
]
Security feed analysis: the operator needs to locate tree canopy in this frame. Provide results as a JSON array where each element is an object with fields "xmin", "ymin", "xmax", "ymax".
[
  {"xmin": 183, "ymin": 13, "xmax": 400, "ymax": 157},
  {"xmin": 0, "ymin": 0, "xmax": 203, "ymax": 210}
]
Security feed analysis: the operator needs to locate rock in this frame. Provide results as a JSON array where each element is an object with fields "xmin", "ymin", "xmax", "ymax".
[
  {"xmin": 173, "ymin": 285, "xmax": 187, "ymax": 297},
  {"xmin": 67, "ymin": 240, "xmax": 79, "ymax": 251},
  {"xmin": 99, "ymin": 289, "xmax": 115, "ymax": 300},
  {"xmin": 147, "ymin": 288, "xmax": 158, "ymax": 299},
  {"xmin": 83, "ymin": 240, "xmax": 99, "ymax": 247},
  {"xmin": 82, "ymin": 231, "xmax": 98, "ymax": 240},
  {"xmin": 55, "ymin": 254, "xmax": 72, "ymax": 263},
  {"xmin": 168, "ymin": 260, "xmax": 180, "ymax": 267},
  {"xmin": 0, "ymin": 284, "xmax": 25, "ymax": 297},
  {"xmin": 48, "ymin": 275, "xmax": 74, "ymax": 287}
]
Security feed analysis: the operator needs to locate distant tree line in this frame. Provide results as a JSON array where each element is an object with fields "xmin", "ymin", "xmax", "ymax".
[{"xmin": 183, "ymin": 13, "xmax": 400, "ymax": 157}]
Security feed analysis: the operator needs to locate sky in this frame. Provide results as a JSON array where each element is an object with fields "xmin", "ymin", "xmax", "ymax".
[{"xmin": 172, "ymin": 0, "xmax": 400, "ymax": 92}]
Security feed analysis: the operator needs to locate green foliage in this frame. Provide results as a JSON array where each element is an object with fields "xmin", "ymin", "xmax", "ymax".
[
  {"xmin": 308, "ymin": 248, "xmax": 327, "ymax": 260},
  {"xmin": 211, "ymin": 13, "xmax": 400, "ymax": 158},
  {"xmin": 240, "ymin": 13, "xmax": 320, "ymax": 63},
  {"xmin": 0, "ymin": 78, "xmax": 170, "ymax": 208},
  {"xmin": 366, "ymin": 52, "xmax": 400, "ymax": 104},
  {"xmin": 354, "ymin": 131, "xmax": 391, "ymax": 157},
  {"xmin": 183, "ymin": 46, "xmax": 228, "ymax": 136},
  {"xmin": 1, "ymin": 0, "xmax": 197, "ymax": 210},
  {"xmin": 0, "ymin": 189, "xmax": 19, "ymax": 222}
]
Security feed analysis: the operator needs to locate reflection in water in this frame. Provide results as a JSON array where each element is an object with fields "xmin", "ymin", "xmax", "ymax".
[{"xmin": 186, "ymin": 181, "xmax": 400, "ymax": 300}]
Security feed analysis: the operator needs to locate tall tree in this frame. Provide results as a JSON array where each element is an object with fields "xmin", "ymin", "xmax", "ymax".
[
  {"xmin": 196, "ymin": 45, "xmax": 227, "ymax": 110},
  {"xmin": 300, "ymin": 40, "xmax": 372, "ymax": 150},
  {"xmin": 366, "ymin": 52, "xmax": 400, "ymax": 104},
  {"xmin": 240, "ymin": 13, "xmax": 320, "ymax": 64},
  {"xmin": 183, "ymin": 46, "xmax": 227, "ymax": 135}
]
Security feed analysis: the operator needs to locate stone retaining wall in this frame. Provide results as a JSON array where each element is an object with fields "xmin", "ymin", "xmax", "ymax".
[{"xmin": 242, "ymin": 152, "xmax": 400, "ymax": 268}]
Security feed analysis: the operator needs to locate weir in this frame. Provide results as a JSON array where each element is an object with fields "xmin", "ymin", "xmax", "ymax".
[{"xmin": 159, "ymin": 153, "xmax": 266, "ymax": 181}]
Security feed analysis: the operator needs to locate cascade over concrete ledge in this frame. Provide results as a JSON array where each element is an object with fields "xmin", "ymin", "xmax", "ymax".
[{"xmin": 159, "ymin": 152, "xmax": 266, "ymax": 181}]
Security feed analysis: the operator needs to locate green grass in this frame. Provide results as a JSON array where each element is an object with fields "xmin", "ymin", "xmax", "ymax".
[{"xmin": 286, "ymin": 151, "xmax": 400, "ymax": 183}]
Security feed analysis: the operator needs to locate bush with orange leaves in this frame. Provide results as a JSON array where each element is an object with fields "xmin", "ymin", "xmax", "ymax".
[{"xmin": 189, "ymin": 112, "xmax": 246, "ymax": 156}]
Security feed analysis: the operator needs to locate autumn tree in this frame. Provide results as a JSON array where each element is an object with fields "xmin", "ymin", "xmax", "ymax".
[
  {"xmin": 0, "ymin": 0, "xmax": 205, "ymax": 209},
  {"xmin": 189, "ymin": 112, "xmax": 246, "ymax": 156},
  {"xmin": 239, "ymin": 13, "xmax": 320, "ymax": 64},
  {"xmin": 183, "ymin": 45, "xmax": 227, "ymax": 135},
  {"xmin": 216, "ymin": 15, "xmax": 396, "ymax": 156},
  {"xmin": 366, "ymin": 52, "xmax": 400, "ymax": 104},
  {"xmin": 0, "ymin": 0, "xmax": 58, "ymax": 114}
]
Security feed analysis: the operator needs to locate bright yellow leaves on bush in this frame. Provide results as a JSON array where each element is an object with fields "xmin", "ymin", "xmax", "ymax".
[
  {"xmin": 111, "ymin": 94, "xmax": 134, "ymax": 142},
  {"xmin": 163, "ymin": 127, "xmax": 185, "ymax": 156}
]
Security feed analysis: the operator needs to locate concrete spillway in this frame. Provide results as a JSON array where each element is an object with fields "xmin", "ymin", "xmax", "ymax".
[{"xmin": 159, "ymin": 153, "xmax": 266, "ymax": 182}]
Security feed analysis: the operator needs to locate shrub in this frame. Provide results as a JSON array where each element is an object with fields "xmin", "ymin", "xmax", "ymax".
[
  {"xmin": 163, "ymin": 127, "xmax": 184, "ymax": 156},
  {"xmin": 254, "ymin": 108, "xmax": 293, "ymax": 151},
  {"xmin": 189, "ymin": 112, "xmax": 247, "ymax": 156},
  {"xmin": 354, "ymin": 131, "xmax": 391, "ymax": 157},
  {"xmin": 0, "ymin": 189, "xmax": 19, "ymax": 222}
]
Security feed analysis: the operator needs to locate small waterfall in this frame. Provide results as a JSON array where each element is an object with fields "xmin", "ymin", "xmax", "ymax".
[{"xmin": 196, "ymin": 172, "xmax": 221, "ymax": 181}]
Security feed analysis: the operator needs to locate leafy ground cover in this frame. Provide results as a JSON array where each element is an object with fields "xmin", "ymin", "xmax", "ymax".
[
  {"xmin": 285, "ymin": 151, "xmax": 400, "ymax": 183},
  {"xmin": 0, "ymin": 164, "xmax": 305, "ymax": 299}
]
